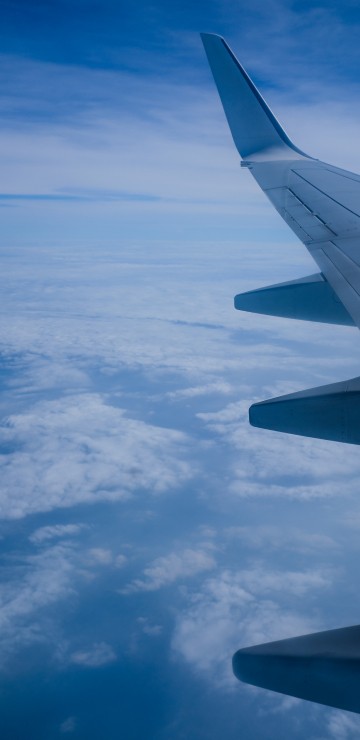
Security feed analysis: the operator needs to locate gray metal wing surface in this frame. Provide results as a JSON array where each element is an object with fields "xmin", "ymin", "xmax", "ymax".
[
  {"xmin": 201, "ymin": 33, "xmax": 360, "ymax": 445},
  {"xmin": 233, "ymin": 624, "xmax": 360, "ymax": 714},
  {"xmin": 201, "ymin": 33, "xmax": 360, "ymax": 713},
  {"xmin": 201, "ymin": 33, "xmax": 360, "ymax": 330},
  {"xmin": 252, "ymin": 158, "xmax": 360, "ymax": 329}
]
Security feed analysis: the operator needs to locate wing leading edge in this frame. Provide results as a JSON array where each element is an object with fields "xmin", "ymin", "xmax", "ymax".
[{"xmin": 201, "ymin": 33, "xmax": 360, "ymax": 446}]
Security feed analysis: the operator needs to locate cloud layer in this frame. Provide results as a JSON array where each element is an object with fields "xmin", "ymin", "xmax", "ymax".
[{"xmin": 0, "ymin": 393, "xmax": 193, "ymax": 518}]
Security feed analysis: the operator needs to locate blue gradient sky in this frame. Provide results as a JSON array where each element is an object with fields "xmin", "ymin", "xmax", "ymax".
[{"xmin": 2, "ymin": 1, "xmax": 360, "ymax": 739}]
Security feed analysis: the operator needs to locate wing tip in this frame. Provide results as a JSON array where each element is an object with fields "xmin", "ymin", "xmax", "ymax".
[
  {"xmin": 200, "ymin": 32, "xmax": 309, "ymax": 160},
  {"xmin": 200, "ymin": 32, "xmax": 224, "ymax": 40}
]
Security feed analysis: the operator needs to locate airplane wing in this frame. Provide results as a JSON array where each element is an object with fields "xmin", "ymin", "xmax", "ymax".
[
  {"xmin": 201, "ymin": 33, "xmax": 360, "ymax": 445},
  {"xmin": 201, "ymin": 34, "xmax": 360, "ymax": 714}
]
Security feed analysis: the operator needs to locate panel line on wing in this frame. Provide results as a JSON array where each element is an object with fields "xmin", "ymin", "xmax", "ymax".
[
  {"xmin": 287, "ymin": 186, "xmax": 338, "ymax": 236},
  {"xmin": 311, "ymin": 246, "xmax": 360, "ymax": 326},
  {"xmin": 292, "ymin": 169, "xmax": 360, "ymax": 220},
  {"xmin": 323, "ymin": 242, "xmax": 360, "ymax": 296},
  {"xmin": 284, "ymin": 189, "xmax": 335, "ymax": 241},
  {"xmin": 315, "ymin": 246, "xmax": 358, "ymax": 294},
  {"xmin": 287, "ymin": 188, "xmax": 312, "ymax": 213}
]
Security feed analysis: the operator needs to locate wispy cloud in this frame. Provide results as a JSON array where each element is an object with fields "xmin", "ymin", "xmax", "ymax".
[
  {"xmin": 122, "ymin": 547, "xmax": 216, "ymax": 593},
  {"xmin": 137, "ymin": 617, "xmax": 163, "ymax": 637},
  {"xmin": 0, "ymin": 542, "xmax": 76, "ymax": 669},
  {"xmin": 326, "ymin": 711, "xmax": 360, "ymax": 740},
  {"xmin": 3, "ymin": 17, "xmax": 360, "ymax": 247},
  {"xmin": 60, "ymin": 716, "xmax": 77, "ymax": 734},
  {"xmin": 69, "ymin": 641, "xmax": 117, "ymax": 668},
  {"xmin": 30, "ymin": 523, "xmax": 86, "ymax": 544},
  {"xmin": 165, "ymin": 381, "xmax": 233, "ymax": 399},
  {"xmin": 0, "ymin": 191, "xmax": 161, "ymax": 203},
  {"xmin": 87, "ymin": 548, "xmax": 113, "ymax": 566},
  {"xmin": 225, "ymin": 525, "xmax": 338, "ymax": 555}
]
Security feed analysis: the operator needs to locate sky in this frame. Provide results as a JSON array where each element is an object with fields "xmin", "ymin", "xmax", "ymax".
[{"xmin": 3, "ymin": 1, "xmax": 360, "ymax": 738}]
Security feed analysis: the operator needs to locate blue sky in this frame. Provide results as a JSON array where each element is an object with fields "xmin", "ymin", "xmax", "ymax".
[{"xmin": 2, "ymin": 1, "xmax": 360, "ymax": 738}]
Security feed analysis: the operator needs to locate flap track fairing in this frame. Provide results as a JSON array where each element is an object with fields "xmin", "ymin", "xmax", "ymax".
[
  {"xmin": 235, "ymin": 273, "xmax": 355, "ymax": 325},
  {"xmin": 250, "ymin": 376, "xmax": 360, "ymax": 445}
]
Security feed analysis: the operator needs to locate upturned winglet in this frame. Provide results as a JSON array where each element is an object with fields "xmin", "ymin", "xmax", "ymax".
[{"xmin": 200, "ymin": 33, "xmax": 308, "ymax": 160}]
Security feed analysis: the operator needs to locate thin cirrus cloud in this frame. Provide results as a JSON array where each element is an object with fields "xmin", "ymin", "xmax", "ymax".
[
  {"xmin": 0, "ymin": 191, "xmax": 161, "ymax": 203},
  {"xmin": 29, "ymin": 523, "xmax": 86, "ymax": 544},
  {"xmin": 0, "ymin": 53, "xmax": 246, "ymax": 206},
  {"xmin": 2, "ymin": 21, "xmax": 360, "ymax": 247},
  {"xmin": 225, "ymin": 525, "xmax": 338, "ymax": 555}
]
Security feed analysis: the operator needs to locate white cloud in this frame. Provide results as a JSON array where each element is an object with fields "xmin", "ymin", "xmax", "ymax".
[
  {"xmin": 0, "ymin": 393, "xmax": 193, "ymax": 519},
  {"xmin": 0, "ymin": 535, "xmax": 125, "ymax": 669},
  {"xmin": 165, "ymin": 381, "xmax": 233, "ymax": 400},
  {"xmin": 326, "ymin": 711, "xmax": 360, "ymax": 740},
  {"xmin": 0, "ymin": 542, "xmax": 76, "ymax": 668},
  {"xmin": 114, "ymin": 554, "xmax": 128, "ymax": 569},
  {"xmin": 198, "ymin": 399, "xmax": 360, "ymax": 501},
  {"xmin": 137, "ymin": 617, "xmax": 163, "ymax": 637},
  {"xmin": 235, "ymin": 565, "xmax": 331, "ymax": 599},
  {"xmin": 8, "ymin": 358, "xmax": 89, "ymax": 394},
  {"xmin": 225, "ymin": 525, "xmax": 338, "ymax": 555},
  {"xmin": 123, "ymin": 547, "xmax": 216, "ymax": 593},
  {"xmin": 172, "ymin": 567, "xmax": 327, "ymax": 688},
  {"xmin": 30, "ymin": 523, "xmax": 85, "ymax": 544},
  {"xmin": 86, "ymin": 549, "xmax": 128, "ymax": 568},
  {"xmin": 1, "ymin": 236, "xmax": 358, "ymax": 394},
  {"xmin": 0, "ymin": 14, "xmax": 360, "ymax": 738},
  {"xmin": 69, "ymin": 641, "xmax": 116, "ymax": 668},
  {"xmin": 87, "ymin": 548, "xmax": 113, "ymax": 565}
]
